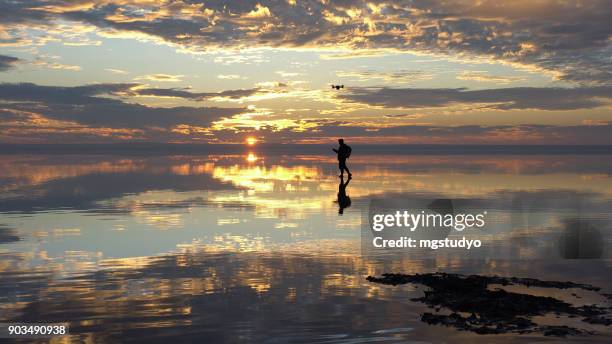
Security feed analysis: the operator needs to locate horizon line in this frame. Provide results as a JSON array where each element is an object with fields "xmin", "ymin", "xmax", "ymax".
[{"xmin": 2, "ymin": 143, "xmax": 611, "ymax": 155}]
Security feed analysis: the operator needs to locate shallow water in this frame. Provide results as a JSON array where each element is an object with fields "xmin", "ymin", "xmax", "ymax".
[{"xmin": 1, "ymin": 152, "xmax": 611, "ymax": 343}]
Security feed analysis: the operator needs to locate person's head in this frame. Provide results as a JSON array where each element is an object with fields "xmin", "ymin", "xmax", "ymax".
[{"xmin": 338, "ymin": 138, "xmax": 344, "ymax": 145}]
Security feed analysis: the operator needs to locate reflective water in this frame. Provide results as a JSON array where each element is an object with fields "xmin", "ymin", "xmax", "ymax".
[{"xmin": 1, "ymin": 152, "xmax": 611, "ymax": 343}]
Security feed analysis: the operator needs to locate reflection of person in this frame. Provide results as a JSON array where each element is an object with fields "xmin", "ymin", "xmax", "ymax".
[
  {"xmin": 332, "ymin": 138, "xmax": 352, "ymax": 178},
  {"xmin": 337, "ymin": 175, "xmax": 351, "ymax": 215}
]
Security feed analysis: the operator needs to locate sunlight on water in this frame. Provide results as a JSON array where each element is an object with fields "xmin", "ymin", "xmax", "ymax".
[{"xmin": 1, "ymin": 153, "xmax": 612, "ymax": 270}]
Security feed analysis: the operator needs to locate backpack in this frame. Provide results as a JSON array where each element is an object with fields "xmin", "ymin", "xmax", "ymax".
[{"xmin": 344, "ymin": 145, "xmax": 352, "ymax": 159}]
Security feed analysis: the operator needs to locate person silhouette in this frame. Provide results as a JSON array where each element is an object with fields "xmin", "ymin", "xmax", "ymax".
[
  {"xmin": 332, "ymin": 138, "xmax": 352, "ymax": 178},
  {"xmin": 337, "ymin": 175, "xmax": 351, "ymax": 215}
]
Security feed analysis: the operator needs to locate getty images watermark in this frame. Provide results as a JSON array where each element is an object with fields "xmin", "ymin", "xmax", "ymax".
[
  {"xmin": 370, "ymin": 209, "xmax": 486, "ymax": 250},
  {"xmin": 360, "ymin": 195, "xmax": 611, "ymax": 260}
]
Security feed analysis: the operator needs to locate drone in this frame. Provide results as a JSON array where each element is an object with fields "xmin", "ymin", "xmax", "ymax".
[{"xmin": 331, "ymin": 84, "xmax": 345, "ymax": 90}]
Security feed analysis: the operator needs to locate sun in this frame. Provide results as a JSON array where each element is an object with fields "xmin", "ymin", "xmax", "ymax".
[
  {"xmin": 246, "ymin": 153, "xmax": 258, "ymax": 162},
  {"xmin": 246, "ymin": 137, "xmax": 257, "ymax": 146}
]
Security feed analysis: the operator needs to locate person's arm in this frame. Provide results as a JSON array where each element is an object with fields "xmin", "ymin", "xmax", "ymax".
[{"xmin": 332, "ymin": 148, "xmax": 338, "ymax": 153}]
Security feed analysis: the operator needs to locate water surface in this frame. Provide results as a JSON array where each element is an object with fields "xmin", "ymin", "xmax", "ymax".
[{"xmin": 1, "ymin": 151, "xmax": 611, "ymax": 342}]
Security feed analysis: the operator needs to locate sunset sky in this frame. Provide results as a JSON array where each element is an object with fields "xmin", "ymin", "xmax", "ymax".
[{"xmin": 0, "ymin": 0, "xmax": 611, "ymax": 144}]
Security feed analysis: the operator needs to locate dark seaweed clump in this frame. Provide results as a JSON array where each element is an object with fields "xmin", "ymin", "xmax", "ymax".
[{"xmin": 366, "ymin": 273, "xmax": 612, "ymax": 337}]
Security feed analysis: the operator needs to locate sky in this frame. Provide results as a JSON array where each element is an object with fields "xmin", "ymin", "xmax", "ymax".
[{"xmin": 0, "ymin": 0, "xmax": 611, "ymax": 144}]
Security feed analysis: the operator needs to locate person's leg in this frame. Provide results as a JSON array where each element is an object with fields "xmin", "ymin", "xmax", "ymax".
[
  {"xmin": 339, "ymin": 160, "xmax": 346, "ymax": 177},
  {"xmin": 344, "ymin": 164, "xmax": 351, "ymax": 177}
]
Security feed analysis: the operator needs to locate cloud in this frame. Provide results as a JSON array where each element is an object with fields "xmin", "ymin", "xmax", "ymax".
[
  {"xmin": 1, "ymin": 81, "xmax": 611, "ymax": 144},
  {"xmin": 0, "ymin": 82, "xmax": 247, "ymax": 138},
  {"xmin": 275, "ymin": 71, "xmax": 302, "ymax": 78},
  {"xmin": 105, "ymin": 68, "xmax": 129, "ymax": 75},
  {"xmin": 339, "ymin": 86, "xmax": 612, "ymax": 110},
  {"xmin": 383, "ymin": 114, "xmax": 426, "ymax": 119},
  {"xmin": 217, "ymin": 74, "xmax": 245, "ymax": 80},
  {"xmin": 211, "ymin": 121, "xmax": 612, "ymax": 145},
  {"xmin": 213, "ymin": 52, "xmax": 269, "ymax": 65},
  {"xmin": 336, "ymin": 70, "xmax": 432, "ymax": 83},
  {"xmin": 0, "ymin": 82, "xmax": 137, "ymax": 104},
  {"xmin": 32, "ymin": 59, "xmax": 82, "ymax": 71},
  {"xmin": 131, "ymin": 87, "xmax": 263, "ymax": 101},
  {"xmin": 319, "ymin": 50, "xmax": 397, "ymax": 60},
  {"xmin": 0, "ymin": 54, "xmax": 20, "ymax": 71},
  {"xmin": 0, "ymin": 0, "xmax": 605, "ymax": 83},
  {"xmin": 255, "ymin": 81, "xmax": 288, "ymax": 88},
  {"xmin": 136, "ymin": 74, "xmax": 184, "ymax": 82},
  {"xmin": 456, "ymin": 71, "xmax": 525, "ymax": 84},
  {"xmin": 1, "ymin": 1, "xmax": 611, "ymax": 143}
]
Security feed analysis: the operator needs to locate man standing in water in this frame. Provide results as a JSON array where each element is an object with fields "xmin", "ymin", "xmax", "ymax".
[{"xmin": 333, "ymin": 138, "xmax": 352, "ymax": 178}]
